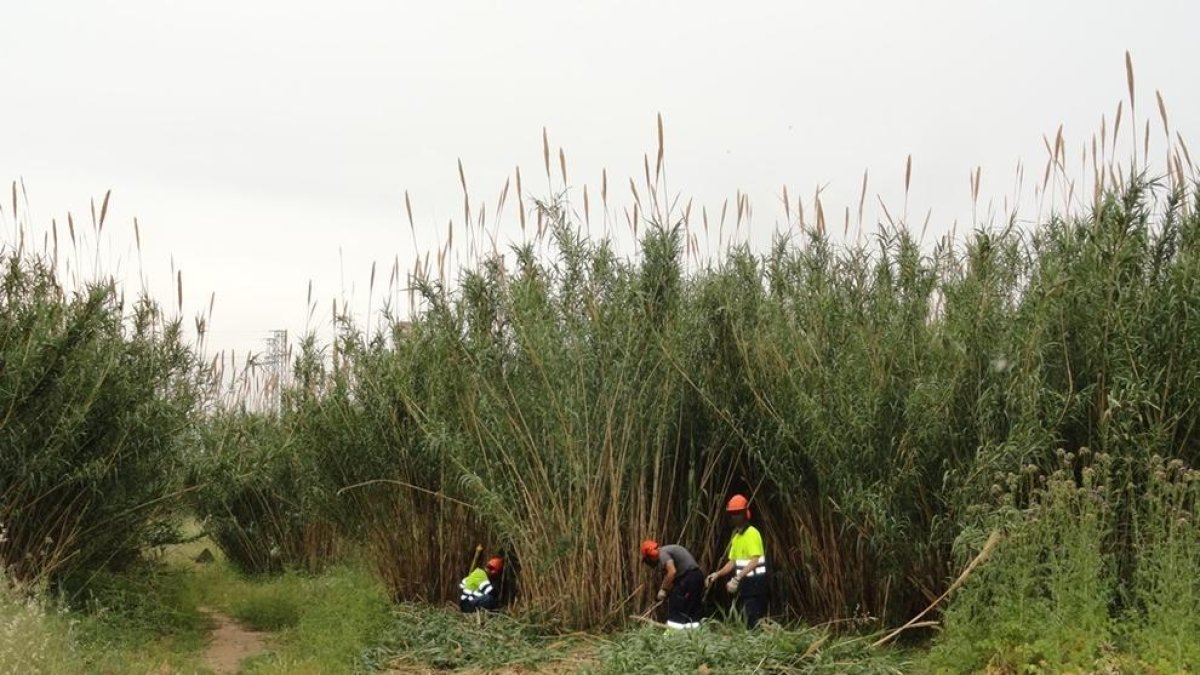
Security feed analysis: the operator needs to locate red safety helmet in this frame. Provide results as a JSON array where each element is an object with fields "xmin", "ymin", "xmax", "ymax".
[
  {"xmin": 485, "ymin": 556, "xmax": 504, "ymax": 575},
  {"xmin": 640, "ymin": 539, "xmax": 659, "ymax": 562},
  {"xmin": 726, "ymin": 494, "xmax": 752, "ymax": 519}
]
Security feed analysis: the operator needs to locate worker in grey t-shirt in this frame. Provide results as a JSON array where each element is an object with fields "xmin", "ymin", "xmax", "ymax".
[{"xmin": 640, "ymin": 540, "xmax": 704, "ymax": 628}]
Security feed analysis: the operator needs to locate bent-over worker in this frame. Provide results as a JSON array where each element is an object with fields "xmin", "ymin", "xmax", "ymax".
[{"xmin": 640, "ymin": 539, "xmax": 704, "ymax": 629}]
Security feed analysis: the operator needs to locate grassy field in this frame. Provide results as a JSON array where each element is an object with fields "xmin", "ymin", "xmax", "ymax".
[{"xmin": 1, "ymin": 535, "xmax": 915, "ymax": 674}]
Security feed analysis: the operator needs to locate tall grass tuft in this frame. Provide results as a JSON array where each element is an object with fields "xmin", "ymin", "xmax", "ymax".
[
  {"xmin": 0, "ymin": 252, "xmax": 203, "ymax": 586},
  {"xmin": 187, "ymin": 409, "xmax": 339, "ymax": 574}
]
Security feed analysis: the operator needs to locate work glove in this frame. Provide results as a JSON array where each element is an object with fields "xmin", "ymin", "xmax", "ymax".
[
  {"xmin": 656, "ymin": 588, "xmax": 667, "ymax": 602},
  {"xmin": 705, "ymin": 572, "xmax": 719, "ymax": 588},
  {"xmin": 726, "ymin": 577, "xmax": 740, "ymax": 595}
]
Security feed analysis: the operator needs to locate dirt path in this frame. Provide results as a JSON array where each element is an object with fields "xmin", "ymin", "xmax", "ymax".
[{"xmin": 199, "ymin": 607, "xmax": 268, "ymax": 674}]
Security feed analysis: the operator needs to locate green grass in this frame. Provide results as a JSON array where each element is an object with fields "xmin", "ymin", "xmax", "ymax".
[
  {"xmin": 231, "ymin": 591, "xmax": 302, "ymax": 632},
  {"xmin": 1, "ymin": 528, "xmax": 393, "ymax": 674},
  {"xmin": 0, "ymin": 549, "xmax": 215, "ymax": 674},
  {"xmin": 235, "ymin": 567, "xmax": 393, "ymax": 674},
  {"xmin": 69, "ymin": 561, "xmax": 211, "ymax": 673},
  {"xmin": 8, "ymin": 543, "xmax": 915, "ymax": 674},
  {"xmin": 0, "ymin": 581, "xmax": 77, "ymax": 675},
  {"xmin": 179, "ymin": 539, "xmax": 393, "ymax": 674}
]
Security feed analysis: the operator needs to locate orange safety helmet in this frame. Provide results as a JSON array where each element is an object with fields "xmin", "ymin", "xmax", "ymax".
[
  {"xmin": 726, "ymin": 494, "xmax": 752, "ymax": 519},
  {"xmin": 640, "ymin": 539, "xmax": 659, "ymax": 562},
  {"xmin": 485, "ymin": 556, "xmax": 504, "ymax": 575}
]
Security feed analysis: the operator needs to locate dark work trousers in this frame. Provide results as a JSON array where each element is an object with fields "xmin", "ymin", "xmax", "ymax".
[
  {"xmin": 736, "ymin": 575, "xmax": 768, "ymax": 628},
  {"xmin": 459, "ymin": 593, "xmax": 498, "ymax": 613},
  {"xmin": 666, "ymin": 568, "xmax": 704, "ymax": 627}
]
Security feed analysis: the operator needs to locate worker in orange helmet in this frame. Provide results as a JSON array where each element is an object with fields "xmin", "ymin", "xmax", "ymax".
[
  {"xmin": 459, "ymin": 555, "xmax": 503, "ymax": 613},
  {"xmin": 706, "ymin": 494, "xmax": 768, "ymax": 628},
  {"xmin": 640, "ymin": 539, "xmax": 704, "ymax": 629}
]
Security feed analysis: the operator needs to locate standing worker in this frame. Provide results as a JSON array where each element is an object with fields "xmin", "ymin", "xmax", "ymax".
[
  {"xmin": 459, "ymin": 555, "xmax": 503, "ymax": 613},
  {"xmin": 640, "ymin": 539, "xmax": 704, "ymax": 629},
  {"xmin": 706, "ymin": 494, "xmax": 769, "ymax": 628}
]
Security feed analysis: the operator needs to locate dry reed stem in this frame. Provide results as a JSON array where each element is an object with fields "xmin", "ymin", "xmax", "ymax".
[{"xmin": 872, "ymin": 530, "xmax": 1002, "ymax": 648}]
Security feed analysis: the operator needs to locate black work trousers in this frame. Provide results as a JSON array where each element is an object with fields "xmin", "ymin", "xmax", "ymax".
[
  {"xmin": 666, "ymin": 568, "xmax": 704, "ymax": 628},
  {"xmin": 736, "ymin": 575, "xmax": 768, "ymax": 628},
  {"xmin": 459, "ymin": 593, "xmax": 498, "ymax": 613}
]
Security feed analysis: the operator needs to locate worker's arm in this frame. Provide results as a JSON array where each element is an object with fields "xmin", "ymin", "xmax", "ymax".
[
  {"xmin": 708, "ymin": 559, "xmax": 735, "ymax": 586},
  {"xmin": 735, "ymin": 555, "xmax": 760, "ymax": 581},
  {"xmin": 661, "ymin": 559, "xmax": 677, "ymax": 591}
]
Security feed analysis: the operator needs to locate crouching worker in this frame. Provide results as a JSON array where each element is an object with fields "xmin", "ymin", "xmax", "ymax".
[
  {"xmin": 640, "ymin": 539, "xmax": 704, "ymax": 629},
  {"xmin": 459, "ymin": 556, "xmax": 503, "ymax": 613}
]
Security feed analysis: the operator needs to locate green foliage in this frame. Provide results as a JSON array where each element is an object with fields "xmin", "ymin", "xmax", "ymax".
[
  {"xmin": 931, "ymin": 453, "xmax": 1116, "ymax": 672},
  {"xmin": 6, "ymin": 556, "xmax": 215, "ymax": 674},
  {"xmin": 180, "ymin": 552, "xmax": 394, "ymax": 674},
  {"xmin": 218, "ymin": 179, "xmax": 1200, "ymax": 634},
  {"xmin": 188, "ymin": 409, "xmax": 338, "ymax": 575},
  {"xmin": 923, "ymin": 184, "xmax": 1200, "ymax": 672},
  {"xmin": 362, "ymin": 604, "xmax": 909, "ymax": 675},
  {"xmin": 0, "ymin": 580, "xmax": 75, "ymax": 675},
  {"xmin": 932, "ymin": 452, "xmax": 1200, "ymax": 672},
  {"xmin": 75, "ymin": 561, "xmax": 208, "ymax": 649},
  {"xmin": 233, "ymin": 590, "xmax": 302, "ymax": 631},
  {"xmin": 0, "ymin": 253, "xmax": 202, "ymax": 584},
  {"xmin": 592, "ymin": 623, "xmax": 908, "ymax": 675},
  {"xmin": 239, "ymin": 565, "xmax": 394, "ymax": 674},
  {"xmin": 1122, "ymin": 456, "xmax": 1200, "ymax": 671}
]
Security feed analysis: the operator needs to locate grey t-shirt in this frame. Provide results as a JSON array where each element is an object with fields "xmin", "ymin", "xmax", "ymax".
[{"xmin": 658, "ymin": 544, "xmax": 699, "ymax": 575}]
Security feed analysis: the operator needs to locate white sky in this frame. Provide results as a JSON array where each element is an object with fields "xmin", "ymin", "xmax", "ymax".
[{"xmin": 2, "ymin": 0, "xmax": 1197, "ymax": 367}]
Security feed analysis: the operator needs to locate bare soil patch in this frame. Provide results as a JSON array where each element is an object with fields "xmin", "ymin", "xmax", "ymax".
[{"xmin": 199, "ymin": 607, "xmax": 268, "ymax": 674}]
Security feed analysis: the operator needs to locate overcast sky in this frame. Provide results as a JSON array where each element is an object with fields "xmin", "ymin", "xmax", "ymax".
[{"xmin": 2, "ymin": 0, "xmax": 1197, "ymax": 368}]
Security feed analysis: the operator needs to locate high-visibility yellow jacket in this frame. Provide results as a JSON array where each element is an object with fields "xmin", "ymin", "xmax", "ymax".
[
  {"xmin": 459, "ymin": 568, "xmax": 495, "ymax": 600},
  {"xmin": 726, "ymin": 525, "xmax": 767, "ymax": 577}
]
